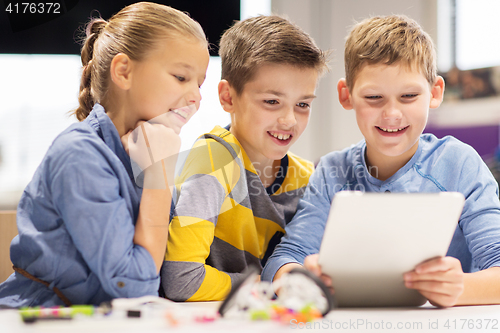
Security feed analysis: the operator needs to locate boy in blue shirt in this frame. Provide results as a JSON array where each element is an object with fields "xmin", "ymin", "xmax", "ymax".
[{"xmin": 262, "ymin": 15, "xmax": 500, "ymax": 307}]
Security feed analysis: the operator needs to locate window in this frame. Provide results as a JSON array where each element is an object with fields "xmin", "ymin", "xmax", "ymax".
[
  {"xmin": 437, "ymin": 0, "xmax": 500, "ymax": 101},
  {"xmin": 0, "ymin": 55, "xmax": 80, "ymax": 208},
  {"xmin": 438, "ymin": 0, "xmax": 500, "ymax": 71},
  {"xmin": 241, "ymin": 0, "xmax": 271, "ymax": 19}
]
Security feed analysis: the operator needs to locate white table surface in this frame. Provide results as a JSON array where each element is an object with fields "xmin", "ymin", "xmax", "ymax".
[{"xmin": 2, "ymin": 301, "xmax": 500, "ymax": 333}]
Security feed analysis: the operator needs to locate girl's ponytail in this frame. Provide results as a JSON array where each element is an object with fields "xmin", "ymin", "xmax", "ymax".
[{"xmin": 75, "ymin": 19, "xmax": 106, "ymax": 121}]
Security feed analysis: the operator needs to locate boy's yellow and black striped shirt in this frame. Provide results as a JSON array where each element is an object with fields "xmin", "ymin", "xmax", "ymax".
[{"xmin": 161, "ymin": 126, "xmax": 313, "ymax": 301}]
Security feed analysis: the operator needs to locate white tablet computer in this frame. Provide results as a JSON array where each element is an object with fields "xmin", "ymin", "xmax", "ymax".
[{"xmin": 318, "ymin": 191, "xmax": 465, "ymax": 307}]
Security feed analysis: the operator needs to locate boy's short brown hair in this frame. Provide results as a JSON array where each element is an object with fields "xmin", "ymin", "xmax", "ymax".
[
  {"xmin": 219, "ymin": 15, "xmax": 329, "ymax": 94},
  {"xmin": 344, "ymin": 15, "xmax": 436, "ymax": 90}
]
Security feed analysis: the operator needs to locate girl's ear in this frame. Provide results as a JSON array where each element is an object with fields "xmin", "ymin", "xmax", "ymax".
[
  {"xmin": 429, "ymin": 76, "xmax": 445, "ymax": 109},
  {"xmin": 337, "ymin": 79, "xmax": 353, "ymax": 110},
  {"xmin": 218, "ymin": 80, "xmax": 235, "ymax": 113},
  {"xmin": 110, "ymin": 53, "xmax": 133, "ymax": 90}
]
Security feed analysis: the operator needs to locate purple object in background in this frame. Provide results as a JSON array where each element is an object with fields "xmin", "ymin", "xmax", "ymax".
[{"xmin": 424, "ymin": 124, "xmax": 499, "ymax": 160}]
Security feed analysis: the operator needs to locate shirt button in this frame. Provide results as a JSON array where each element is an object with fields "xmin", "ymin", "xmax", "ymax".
[{"xmin": 117, "ymin": 281, "xmax": 125, "ymax": 288}]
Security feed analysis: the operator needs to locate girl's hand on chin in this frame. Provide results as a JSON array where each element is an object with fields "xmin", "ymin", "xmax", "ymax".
[{"xmin": 122, "ymin": 120, "xmax": 181, "ymax": 186}]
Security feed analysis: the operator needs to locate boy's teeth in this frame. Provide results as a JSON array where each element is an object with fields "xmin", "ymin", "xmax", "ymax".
[
  {"xmin": 270, "ymin": 132, "xmax": 291, "ymax": 140},
  {"xmin": 380, "ymin": 127, "xmax": 405, "ymax": 132}
]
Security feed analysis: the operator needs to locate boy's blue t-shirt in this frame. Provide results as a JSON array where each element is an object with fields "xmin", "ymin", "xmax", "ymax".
[
  {"xmin": 0, "ymin": 104, "xmax": 159, "ymax": 307},
  {"xmin": 262, "ymin": 134, "xmax": 500, "ymax": 281}
]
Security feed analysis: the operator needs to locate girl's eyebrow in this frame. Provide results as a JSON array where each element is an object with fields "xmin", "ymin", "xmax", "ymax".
[{"xmin": 174, "ymin": 62, "xmax": 194, "ymax": 70}]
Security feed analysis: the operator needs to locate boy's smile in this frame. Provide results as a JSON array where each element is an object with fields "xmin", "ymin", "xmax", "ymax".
[
  {"xmin": 268, "ymin": 130, "xmax": 293, "ymax": 145},
  {"xmin": 222, "ymin": 63, "xmax": 318, "ymax": 168},
  {"xmin": 377, "ymin": 125, "xmax": 409, "ymax": 134},
  {"xmin": 338, "ymin": 63, "xmax": 444, "ymax": 178}
]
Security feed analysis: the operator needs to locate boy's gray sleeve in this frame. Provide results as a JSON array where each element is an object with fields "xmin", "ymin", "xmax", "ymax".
[{"xmin": 261, "ymin": 159, "xmax": 333, "ymax": 281}]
